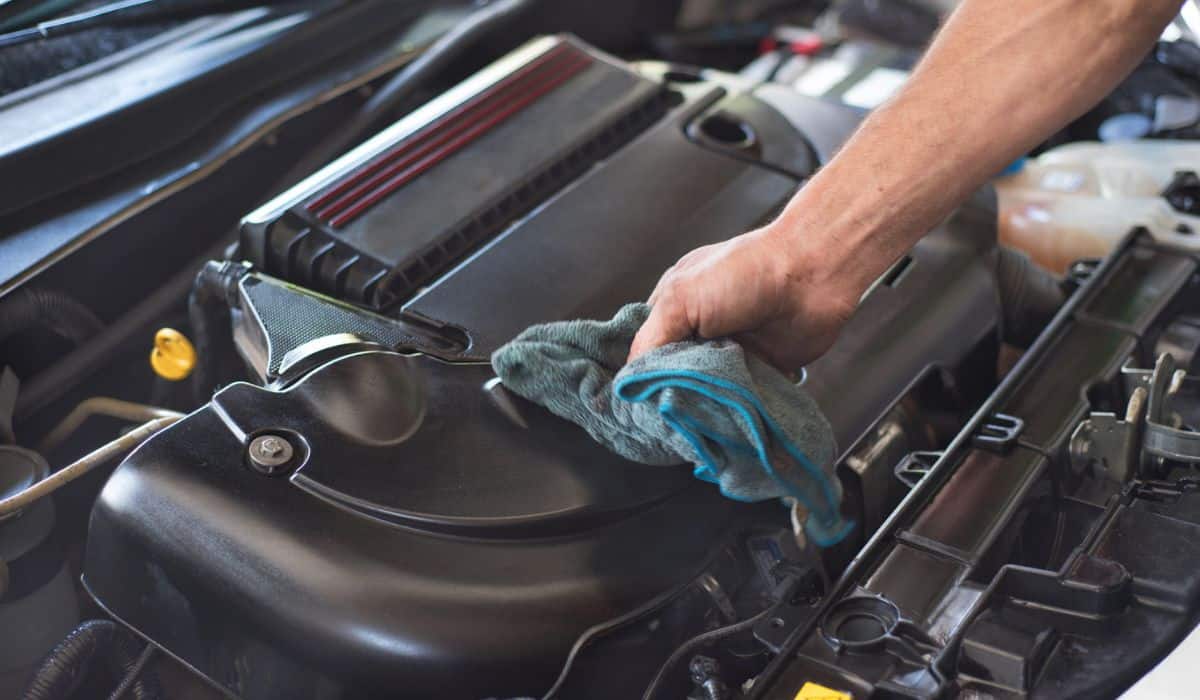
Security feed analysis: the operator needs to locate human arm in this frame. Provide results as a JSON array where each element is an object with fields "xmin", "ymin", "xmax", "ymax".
[{"xmin": 628, "ymin": 0, "xmax": 1184, "ymax": 370}]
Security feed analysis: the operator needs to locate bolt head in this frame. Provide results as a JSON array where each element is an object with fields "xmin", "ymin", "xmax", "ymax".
[{"xmin": 248, "ymin": 434, "xmax": 294, "ymax": 473}]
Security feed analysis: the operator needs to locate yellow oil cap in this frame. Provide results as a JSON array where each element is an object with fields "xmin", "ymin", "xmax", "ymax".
[
  {"xmin": 795, "ymin": 682, "xmax": 852, "ymax": 700},
  {"xmin": 150, "ymin": 328, "xmax": 196, "ymax": 381}
]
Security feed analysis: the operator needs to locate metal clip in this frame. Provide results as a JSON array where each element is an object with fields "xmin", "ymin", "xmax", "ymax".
[
  {"xmin": 894, "ymin": 451, "xmax": 942, "ymax": 489},
  {"xmin": 1074, "ymin": 354, "xmax": 1200, "ymax": 480},
  {"xmin": 1069, "ymin": 386, "xmax": 1146, "ymax": 483},
  {"xmin": 973, "ymin": 413, "xmax": 1024, "ymax": 453},
  {"xmin": 1143, "ymin": 353, "xmax": 1200, "ymax": 468}
]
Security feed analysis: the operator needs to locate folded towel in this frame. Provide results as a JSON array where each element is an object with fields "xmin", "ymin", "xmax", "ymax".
[{"xmin": 491, "ymin": 303, "xmax": 851, "ymax": 546}]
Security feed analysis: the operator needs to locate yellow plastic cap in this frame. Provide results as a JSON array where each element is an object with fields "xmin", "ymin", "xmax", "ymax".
[
  {"xmin": 150, "ymin": 328, "xmax": 196, "ymax": 381},
  {"xmin": 794, "ymin": 682, "xmax": 852, "ymax": 700}
]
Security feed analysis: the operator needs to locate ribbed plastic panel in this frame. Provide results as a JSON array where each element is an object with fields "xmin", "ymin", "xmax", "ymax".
[{"xmin": 240, "ymin": 36, "xmax": 668, "ymax": 310}]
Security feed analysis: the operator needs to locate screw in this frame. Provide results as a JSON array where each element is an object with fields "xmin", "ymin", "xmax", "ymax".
[
  {"xmin": 248, "ymin": 434, "xmax": 294, "ymax": 474},
  {"xmin": 689, "ymin": 655, "xmax": 721, "ymax": 683}
]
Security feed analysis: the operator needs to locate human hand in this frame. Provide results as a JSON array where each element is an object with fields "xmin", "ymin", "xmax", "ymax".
[{"xmin": 627, "ymin": 224, "xmax": 862, "ymax": 372}]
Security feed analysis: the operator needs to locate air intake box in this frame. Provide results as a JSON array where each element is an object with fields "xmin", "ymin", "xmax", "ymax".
[{"xmin": 240, "ymin": 36, "xmax": 671, "ymax": 309}]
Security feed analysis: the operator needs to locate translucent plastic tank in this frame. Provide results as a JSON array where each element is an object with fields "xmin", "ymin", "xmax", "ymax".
[{"xmin": 994, "ymin": 140, "xmax": 1200, "ymax": 272}]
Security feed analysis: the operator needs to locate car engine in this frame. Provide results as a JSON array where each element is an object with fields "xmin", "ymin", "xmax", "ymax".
[
  {"xmin": 80, "ymin": 34, "xmax": 1008, "ymax": 699},
  {"xmin": 5, "ymin": 3, "xmax": 1200, "ymax": 700}
]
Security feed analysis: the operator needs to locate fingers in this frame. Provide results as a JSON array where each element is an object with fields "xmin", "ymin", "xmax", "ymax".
[
  {"xmin": 648, "ymin": 246, "xmax": 709, "ymax": 306},
  {"xmin": 628, "ymin": 293, "xmax": 694, "ymax": 362},
  {"xmin": 647, "ymin": 262, "xmax": 678, "ymax": 307}
]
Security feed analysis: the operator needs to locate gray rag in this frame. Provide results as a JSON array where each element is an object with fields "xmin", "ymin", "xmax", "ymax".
[{"xmin": 491, "ymin": 303, "xmax": 851, "ymax": 546}]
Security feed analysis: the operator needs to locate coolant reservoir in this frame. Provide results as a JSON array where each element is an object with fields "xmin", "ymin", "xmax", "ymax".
[{"xmin": 995, "ymin": 140, "xmax": 1200, "ymax": 272}]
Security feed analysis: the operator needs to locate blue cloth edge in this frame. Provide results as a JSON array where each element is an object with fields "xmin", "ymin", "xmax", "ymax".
[{"xmin": 615, "ymin": 368, "xmax": 853, "ymax": 546}]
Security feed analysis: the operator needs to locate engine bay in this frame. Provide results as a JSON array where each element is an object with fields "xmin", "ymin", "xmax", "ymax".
[
  {"xmin": 5, "ymin": 3, "xmax": 1200, "ymax": 699},
  {"xmin": 81, "ymin": 34, "xmax": 1006, "ymax": 699}
]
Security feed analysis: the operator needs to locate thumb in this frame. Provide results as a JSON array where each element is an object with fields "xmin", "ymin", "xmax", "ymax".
[{"xmin": 628, "ymin": 297, "xmax": 694, "ymax": 363}]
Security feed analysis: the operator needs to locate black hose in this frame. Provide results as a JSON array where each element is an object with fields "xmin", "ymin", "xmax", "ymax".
[
  {"xmin": 21, "ymin": 619, "xmax": 162, "ymax": 700},
  {"xmin": 108, "ymin": 644, "xmax": 156, "ymax": 700},
  {"xmin": 995, "ymin": 246, "xmax": 1065, "ymax": 348},
  {"xmin": 276, "ymin": 0, "xmax": 533, "ymax": 189},
  {"xmin": 0, "ymin": 286, "xmax": 104, "ymax": 346},
  {"xmin": 641, "ymin": 608, "xmax": 771, "ymax": 700},
  {"xmin": 14, "ymin": 233, "xmax": 235, "ymax": 421},
  {"xmin": 188, "ymin": 260, "xmax": 243, "ymax": 404}
]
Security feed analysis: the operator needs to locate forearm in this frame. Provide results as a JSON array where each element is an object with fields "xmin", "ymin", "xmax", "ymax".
[{"xmin": 772, "ymin": 0, "xmax": 1181, "ymax": 300}]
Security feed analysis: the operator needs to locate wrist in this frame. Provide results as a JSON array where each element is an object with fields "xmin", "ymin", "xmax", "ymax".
[
  {"xmin": 765, "ymin": 155, "xmax": 930, "ymax": 303},
  {"xmin": 762, "ymin": 211, "xmax": 875, "ymax": 310}
]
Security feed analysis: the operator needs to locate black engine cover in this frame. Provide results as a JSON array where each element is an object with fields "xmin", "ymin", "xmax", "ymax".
[{"xmin": 83, "ymin": 37, "xmax": 1002, "ymax": 699}]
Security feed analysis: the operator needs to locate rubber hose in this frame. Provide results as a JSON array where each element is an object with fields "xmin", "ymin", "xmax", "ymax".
[
  {"xmin": 109, "ymin": 644, "xmax": 155, "ymax": 700},
  {"xmin": 1157, "ymin": 39, "xmax": 1200, "ymax": 79},
  {"xmin": 15, "ymin": 233, "xmax": 234, "ymax": 420},
  {"xmin": 106, "ymin": 629, "xmax": 161, "ymax": 700},
  {"xmin": 187, "ymin": 260, "xmax": 239, "ymax": 405},
  {"xmin": 0, "ymin": 287, "xmax": 103, "ymax": 346},
  {"xmin": 995, "ymin": 246, "xmax": 1065, "ymax": 348},
  {"xmin": 21, "ymin": 619, "xmax": 162, "ymax": 700}
]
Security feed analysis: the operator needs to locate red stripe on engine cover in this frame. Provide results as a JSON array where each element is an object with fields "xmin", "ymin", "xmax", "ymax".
[
  {"xmin": 307, "ymin": 41, "xmax": 578, "ymax": 215},
  {"xmin": 305, "ymin": 42, "xmax": 591, "ymax": 227},
  {"xmin": 326, "ymin": 56, "xmax": 591, "ymax": 227}
]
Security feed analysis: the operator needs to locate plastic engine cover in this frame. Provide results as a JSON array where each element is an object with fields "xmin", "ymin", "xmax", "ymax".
[{"xmin": 82, "ymin": 36, "xmax": 1003, "ymax": 700}]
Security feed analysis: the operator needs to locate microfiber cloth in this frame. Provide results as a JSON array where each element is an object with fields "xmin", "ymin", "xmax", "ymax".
[{"xmin": 491, "ymin": 303, "xmax": 852, "ymax": 546}]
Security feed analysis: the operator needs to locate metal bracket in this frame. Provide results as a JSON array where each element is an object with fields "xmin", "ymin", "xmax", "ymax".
[
  {"xmin": 1145, "ymin": 424, "xmax": 1200, "ymax": 463},
  {"xmin": 1144, "ymin": 353, "xmax": 1200, "ymax": 466},
  {"xmin": 894, "ymin": 451, "xmax": 942, "ymax": 489},
  {"xmin": 752, "ymin": 573, "xmax": 824, "ymax": 654},
  {"xmin": 1119, "ymin": 356, "xmax": 1200, "ymax": 396},
  {"xmin": 1069, "ymin": 386, "xmax": 1146, "ymax": 483},
  {"xmin": 973, "ymin": 413, "xmax": 1025, "ymax": 453},
  {"xmin": 1081, "ymin": 354, "xmax": 1200, "ymax": 480}
]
